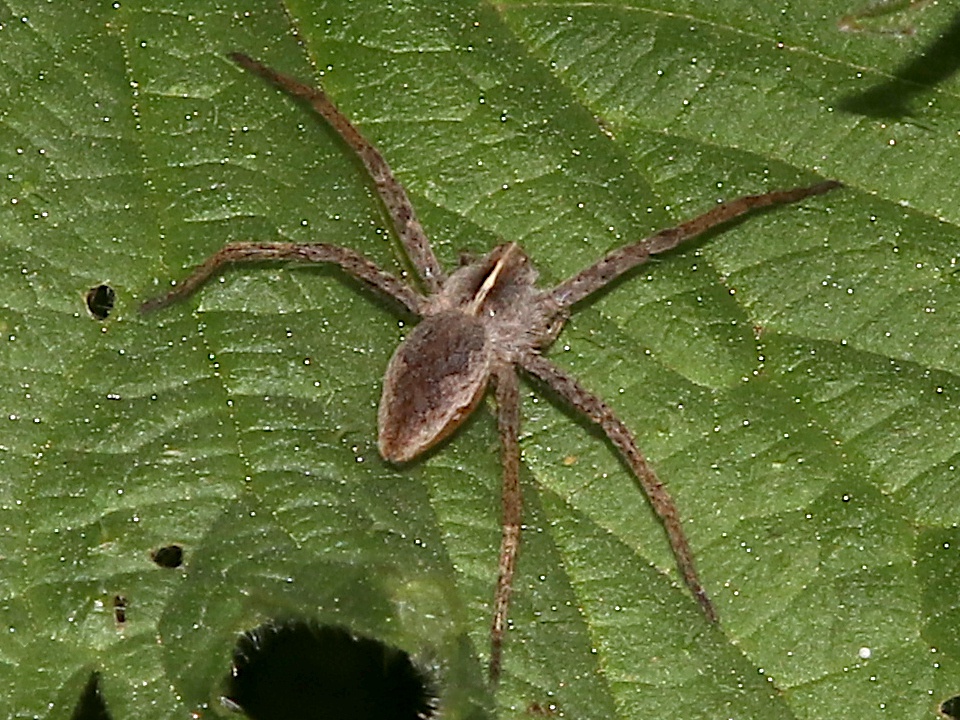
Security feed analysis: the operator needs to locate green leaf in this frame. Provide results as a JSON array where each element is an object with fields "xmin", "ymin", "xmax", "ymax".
[{"xmin": 2, "ymin": 1, "xmax": 958, "ymax": 717}]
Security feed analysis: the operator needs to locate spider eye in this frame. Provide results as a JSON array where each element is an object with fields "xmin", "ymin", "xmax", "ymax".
[{"xmin": 378, "ymin": 312, "xmax": 491, "ymax": 463}]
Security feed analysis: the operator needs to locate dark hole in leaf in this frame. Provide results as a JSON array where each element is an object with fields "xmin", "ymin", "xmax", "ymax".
[
  {"xmin": 225, "ymin": 620, "xmax": 438, "ymax": 720},
  {"xmin": 151, "ymin": 544, "xmax": 184, "ymax": 568},
  {"xmin": 85, "ymin": 284, "xmax": 116, "ymax": 320},
  {"xmin": 527, "ymin": 700, "xmax": 560, "ymax": 716},
  {"xmin": 113, "ymin": 595, "xmax": 126, "ymax": 625},
  {"xmin": 70, "ymin": 671, "xmax": 111, "ymax": 720},
  {"xmin": 941, "ymin": 693, "xmax": 960, "ymax": 718}
]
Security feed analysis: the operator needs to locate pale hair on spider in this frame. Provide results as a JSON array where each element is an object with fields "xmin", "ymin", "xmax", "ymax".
[{"xmin": 141, "ymin": 52, "xmax": 842, "ymax": 685}]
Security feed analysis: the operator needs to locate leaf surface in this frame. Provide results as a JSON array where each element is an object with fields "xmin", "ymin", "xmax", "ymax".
[{"xmin": 1, "ymin": 1, "xmax": 958, "ymax": 717}]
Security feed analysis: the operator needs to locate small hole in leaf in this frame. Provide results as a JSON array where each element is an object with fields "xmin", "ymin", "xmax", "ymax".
[
  {"xmin": 113, "ymin": 595, "xmax": 126, "ymax": 625},
  {"xmin": 225, "ymin": 620, "xmax": 438, "ymax": 720},
  {"xmin": 527, "ymin": 701, "xmax": 560, "ymax": 716},
  {"xmin": 941, "ymin": 694, "xmax": 960, "ymax": 719},
  {"xmin": 151, "ymin": 544, "xmax": 184, "ymax": 568},
  {"xmin": 85, "ymin": 284, "xmax": 116, "ymax": 320},
  {"xmin": 70, "ymin": 671, "xmax": 111, "ymax": 720}
]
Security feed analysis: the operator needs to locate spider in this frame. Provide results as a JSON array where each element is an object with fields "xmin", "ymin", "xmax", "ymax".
[{"xmin": 141, "ymin": 52, "xmax": 841, "ymax": 684}]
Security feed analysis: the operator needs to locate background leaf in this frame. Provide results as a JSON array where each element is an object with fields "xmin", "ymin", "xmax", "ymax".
[{"xmin": 1, "ymin": 1, "xmax": 958, "ymax": 718}]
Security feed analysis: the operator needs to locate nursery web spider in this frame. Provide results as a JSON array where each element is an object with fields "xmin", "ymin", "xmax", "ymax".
[{"xmin": 142, "ymin": 52, "xmax": 841, "ymax": 684}]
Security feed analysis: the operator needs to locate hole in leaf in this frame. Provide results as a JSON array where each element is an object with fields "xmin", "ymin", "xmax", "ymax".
[
  {"xmin": 527, "ymin": 701, "xmax": 560, "ymax": 716},
  {"xmin": 70, "ymin": 671, "xmax": 111, "ymax": 720},
  {"xmin": 224, "ymin": 621, "xmax": 438, "ymax": 720},
  {"xmin": 151, "ymin": 544, "xmax": 184, "ymax": 568},
  {"xmin": 85, "ymin": 284, "xmax": 116, "ymax": 320},
  {"xmin": 112, "ymin": 595, "xmax": 126, "ymax": 625},
  {"xmin": 941, "ymin": 693, "xmax": 960, "ymax": 719}
]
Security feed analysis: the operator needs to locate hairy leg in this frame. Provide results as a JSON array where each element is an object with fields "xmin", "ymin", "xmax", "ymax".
[
  {"xmin": 521, "ymin": 353, "xmax": 717, "ymax": 622},
  {"xmin": 549, "ymin": 180, "xmax": 841, "ymax": 309},
  {"xmin": 229, "ymin": 53, "xmax": 446, "ymax": 292},
  {"xmin": 489, "ymin": 364, "xmax": 522, "ymax": 684},
  {"xmin": 140, "ymin": 241, "xmax": 425, "ymax": 315}
]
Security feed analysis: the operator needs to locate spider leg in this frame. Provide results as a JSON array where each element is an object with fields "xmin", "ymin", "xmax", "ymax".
[
  {"xmin": 520, "ymin": 353, "xmax": 717, "ymax": 623},
  {"xmin": 548, "ymin": 180, "xmax": 841, "ymax": 308},
  {"xmin": 139, "ymin": 241, "xmax": 426, "ymax": 315},
  {"xmin": 489, "ymin": 364, "xmax": 522, "ymax": 685},
  {"xmin": 229, "ymin": 53, "xmax": 446, "ymax": 293}
]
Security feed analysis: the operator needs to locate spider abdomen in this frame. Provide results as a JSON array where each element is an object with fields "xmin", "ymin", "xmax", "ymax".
[{"xmin": 378, "ymin": 311, "xmax": 492, "ymax": 463}]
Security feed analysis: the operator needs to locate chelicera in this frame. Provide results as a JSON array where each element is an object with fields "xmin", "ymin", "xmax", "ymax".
[{"xmin": 142, "ymin": 52, "xmax": 841, "ymax": 684}]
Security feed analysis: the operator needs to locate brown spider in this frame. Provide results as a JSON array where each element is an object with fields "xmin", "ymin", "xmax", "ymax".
[{"xmin": 141, "ymin": 52, "xmax": 841, "ymax": 684}]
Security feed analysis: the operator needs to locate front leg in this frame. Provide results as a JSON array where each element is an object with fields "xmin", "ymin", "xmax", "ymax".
[
  {"xmin": 521, "ymin": 353, "xmax": 717, "ymax": 623},
  {"xmin": 489, "ymin": 364, "xmax": 522, "ymax": 685},
  {"xmin": 140, "ymin": 241, "xmax": 426, "ymax": 315},
  {"xmin": 548, "ymin": 180, "xmax": 841, "ymax": 309},
  {"xmin": 229, "ymin": 53, "xmax": 447, "ymax": 293}
]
